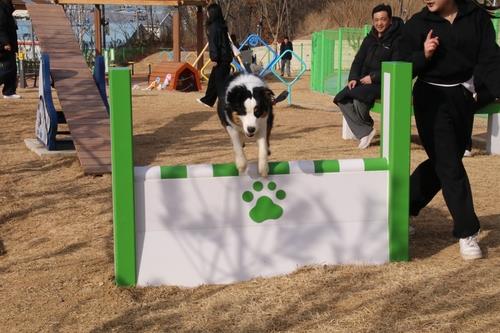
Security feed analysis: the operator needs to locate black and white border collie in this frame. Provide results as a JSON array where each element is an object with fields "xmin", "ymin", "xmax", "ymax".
[{"xmin": 218, "ymin": 74, "xmax": 276, "ymax": 178}]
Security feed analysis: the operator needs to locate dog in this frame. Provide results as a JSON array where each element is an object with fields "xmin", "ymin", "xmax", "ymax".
[{"xmin": 218, "ymin": 74, "xmax": 287, "ymax": 177}]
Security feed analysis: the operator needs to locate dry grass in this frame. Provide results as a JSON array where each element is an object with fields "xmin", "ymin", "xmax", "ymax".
[{"xmin": 1, "ymin": 75, "xmax": 500, "ymax": 332}]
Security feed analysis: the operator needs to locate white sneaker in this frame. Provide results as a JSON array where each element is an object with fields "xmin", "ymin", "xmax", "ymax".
[
  {"xmin": 358, "ymin": 129, "xmax": 376, "ymax": 149},
  {"xmin": 464, "ymin": 150, "xmax": 473, "ymax": 157},
  {"xmin": 459, "ymin": 232, "xmax": 482, "ymax": 260},
  {"xmin": 3, "ymin": 94, "xmax": 21, "ymax": 99},
  {"xmin": 196, "ymin": 98, "xmax": 211, "ymax": 108}
]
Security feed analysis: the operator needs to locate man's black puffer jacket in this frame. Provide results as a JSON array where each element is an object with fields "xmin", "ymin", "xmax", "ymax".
[
  {"xmin": 349, "ymin": 17, "xmax": 404, "ymax": 84},
  {"xmin": 334, "ymin": 17, "xmax": 404, "ymax": 105},
  {"xmin": 208, "ymin": 21, "xmax": 233, "ymax": 64}
]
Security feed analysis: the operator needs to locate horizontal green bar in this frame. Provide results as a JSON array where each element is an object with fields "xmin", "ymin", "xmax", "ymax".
[
  {"xmin": 213, "ymin": 163, "xmax": 239, "ymax": 177},
  {"xmin": 268, "ymin": 162, "xmax": 290, "ymax": 175},
  {"xmin": 314, "ymin": 160, "xmax": 340, "ymax": 173},
  {"xmin": 363, "ymin": 158, "xmax": 388, "ymax": 171},
  {"xmin": 161, "ymin": 166, "xmax": 187, "ymax": 179}
]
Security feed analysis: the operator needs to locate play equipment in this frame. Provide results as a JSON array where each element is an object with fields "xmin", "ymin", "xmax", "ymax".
[
  {"xmin": 28, "ymin": 3, "xmax": 111, "ymax": 174},
  {"xmin": 35, "ymin": 52, "xmax": 110, "ymax": 150},
  {"xmin": 269, "ymin": 50, "xmax": 307, "ymax": 105},
  {"xmin": 110, "ymin": 62, "xmax": 412, "ymax": 287},
  {"xmin": 149, "ymin": 62, "xmax": 201, "ymax": 92},
  {"xmin": 200, "ymin": 34, "xmax": 278, "ymax": 81}
]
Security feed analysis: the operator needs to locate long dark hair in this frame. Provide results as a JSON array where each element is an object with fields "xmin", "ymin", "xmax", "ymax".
[
  {"xmin": 207, "ymin": 3, "xmax": 226, "ymax": 26},
  {"xmin": 465, "ymin": 0, "xmax": 500, "ymax": 16}
]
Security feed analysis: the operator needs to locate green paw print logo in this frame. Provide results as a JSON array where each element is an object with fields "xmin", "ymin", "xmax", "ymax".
[{"xmin": 242, "ymin": 181, "xmax": 286, "ymax": 223}]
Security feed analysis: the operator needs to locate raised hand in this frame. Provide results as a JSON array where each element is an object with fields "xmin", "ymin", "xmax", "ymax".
[{"xmin": 424, "ymin": 30, "xmax": 439, "ymax": 59}]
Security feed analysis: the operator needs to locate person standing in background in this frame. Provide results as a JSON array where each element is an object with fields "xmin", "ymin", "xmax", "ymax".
[
  {"xmin": 280, "ymin": 36, "xmax": 293, "ymax": 77},
  {"xmin": 196, "ymin": 3, "xmax": 233, "ymax": 109},
  {"xmin": 0, "ymin": 0, "xmax": 21, "ymax": 99}
]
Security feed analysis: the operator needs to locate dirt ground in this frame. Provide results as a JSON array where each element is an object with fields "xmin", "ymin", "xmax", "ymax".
[{"xmin": 1, "ymin": 75, "xmax": 500, "ymax": 332}]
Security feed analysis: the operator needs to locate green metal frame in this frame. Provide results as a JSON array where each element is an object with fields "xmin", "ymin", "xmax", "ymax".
[{"xmin": 110, "ymin": 68, "xmax": 137, "ymax": 286}]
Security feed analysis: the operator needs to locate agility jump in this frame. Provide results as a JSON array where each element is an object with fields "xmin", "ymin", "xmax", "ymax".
[{"xmin": 110, "ymin": 62, "xmax": 412, "ymax": 287}]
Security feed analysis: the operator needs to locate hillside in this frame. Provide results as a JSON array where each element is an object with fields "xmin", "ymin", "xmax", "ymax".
[{"xmin": 296, "ymin": 0, "xmax": 423, "ymax": 37}]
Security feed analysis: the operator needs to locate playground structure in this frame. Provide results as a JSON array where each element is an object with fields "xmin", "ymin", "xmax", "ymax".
[
  {"xmin": 148, "ymin": 62, "xmax": 201, "ymax": 92},
  {"xmin": 197, "ymin": 33, "xmax": 307, "ymax": 105},
  {"xmin": 109, "ymin": 62, "xmax": 412, "ymax": 287},
  {"xmin": 15, "ymin": 0, "xmax": 209, "ymax": 175},
  {"xmin": 27, "ymin": 3, "xmax": 112, "ymax": 174}
]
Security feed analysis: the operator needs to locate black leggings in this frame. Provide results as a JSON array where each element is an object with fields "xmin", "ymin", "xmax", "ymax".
[
  {"xmin": 410, "ymin": 80, "xmax": 480, "ymax": 239},
  {"xmin": 0, "ymin": 52, "xmax": 17, "ymax": 96},
  {"xmin": 200, "ymin": 62, "xmax": 231, "ymax": 107}
]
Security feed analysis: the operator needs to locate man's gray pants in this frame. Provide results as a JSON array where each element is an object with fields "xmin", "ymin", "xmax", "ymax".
[{"xmin": 338, "ymin": 99, "xmax": 374, "ymax": 139}]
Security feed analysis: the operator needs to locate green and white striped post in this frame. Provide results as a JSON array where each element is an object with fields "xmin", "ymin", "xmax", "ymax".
[
  {"xmin": 381, "ymin": 62, "xmax": 412, "ymax": 261},
  {"xmin": 110, "ymin": 68, "xmax": 137, "ymax": 286}
]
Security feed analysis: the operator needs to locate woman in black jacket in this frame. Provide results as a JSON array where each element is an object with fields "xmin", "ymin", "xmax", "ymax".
[
  {"xmin": 197, "ymin": 3, "xmax": 233, "ymax": 109},
  {"xmin": 400, "ymin": 0, "xmax": 500, "ymax": 260},
  {"xmin": 334, "ymin": 4, "xmax": 403, "ymax": 149},
  {"xmin": 0, "ymin": 0, "xmax": 20, "ymax": 99}
]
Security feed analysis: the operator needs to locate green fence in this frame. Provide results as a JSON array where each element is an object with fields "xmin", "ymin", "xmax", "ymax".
[
  {"xmin": 494, "ymin": 17, "xmax": 500, "ymax": 45},
  {"xmin": 312, "ymin": 19, "xmax": 500, "ymax": 96},
  {"xmin": 311, "ymin": 26, "xmax": 370, "ymax": 95}
]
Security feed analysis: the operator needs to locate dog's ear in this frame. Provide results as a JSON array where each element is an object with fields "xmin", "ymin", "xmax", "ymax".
[
  {"xmin": 226, "ymin": 85, "xmax": 251, "ymax": 111},
  {"xmin": 253, "ymin": 87, "xmax": 275, "ymax": 111}
]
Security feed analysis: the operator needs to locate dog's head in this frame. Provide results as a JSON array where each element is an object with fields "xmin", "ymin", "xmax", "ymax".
[{"xmin": 226, "ymin": 76, "xmax": 274, "ymax": 138}]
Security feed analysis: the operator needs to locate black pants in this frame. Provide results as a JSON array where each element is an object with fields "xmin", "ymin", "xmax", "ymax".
[
  {"xmin": 410, "ymin": 80, "xmax": 480, "ymax": 238},
  {"xmin": 0, "ymin": 52, "xmax": 17, "ymax": 96},
  {"xmin": 200, "ymin": 62, "xmax": 231, "ymax": 107}
]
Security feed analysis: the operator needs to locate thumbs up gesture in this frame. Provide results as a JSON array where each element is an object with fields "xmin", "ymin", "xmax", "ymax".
[{"xmin": 424, "ymin": 30, "xmax": 439, "ymax": 59}]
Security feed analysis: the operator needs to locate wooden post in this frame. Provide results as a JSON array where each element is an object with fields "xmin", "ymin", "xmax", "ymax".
[
  {"xmin": 94, "ymin": 5, "xmax": 102, "ymax": 56},
  {"xmin": 196, "ymin": 6, "xmax": 204, "ymax": 70},
  {"xmin": 173, "ymin": 7, "xmax": 181, "ymax": 62}
]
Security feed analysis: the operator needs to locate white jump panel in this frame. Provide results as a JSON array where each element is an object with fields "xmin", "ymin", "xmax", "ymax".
[{"xmin": 135, "ymin": 172, "xmax": 389, "ymax": 287}]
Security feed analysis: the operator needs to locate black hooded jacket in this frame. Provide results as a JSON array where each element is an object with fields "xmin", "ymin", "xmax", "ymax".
[
  {"xmin": 349, "ymin": 17, "xmax": 404, "ymax": 84},
  {"xmin": 399, "ymin": 1, "xmax": 500, "ymax": 98},
  {"xmin": 207, "ymin": 20, "xmax": 233, "ymax": 64},
  {"xmin": 0, "ymin": 0, "xmax": 18, "ymax": 55},
  {"xmin": 334, "ymin": 17, "xmax": 404, "ymax": 105}
]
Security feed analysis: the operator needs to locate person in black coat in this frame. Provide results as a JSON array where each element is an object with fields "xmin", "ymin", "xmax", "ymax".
[
  {"xmin": 0, "ymin": 0, "xmax": 20, "ymax": 99},
  {"xmin": 280, "ymin": 36, "xmax": 293, "ymax": 77},
  {"xmin": 334, "ymin": 4, "xmax": 403, "ymax": 149},
  {"xmin": 197, "ymin": 3, "xmax": 233, "ymax": 109},
  {"xmin": 399, "ymin": 0, "xmax": 500, "ymax": 260}
]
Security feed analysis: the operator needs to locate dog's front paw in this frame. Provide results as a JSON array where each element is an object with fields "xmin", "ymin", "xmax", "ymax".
[
  {"xmin": 259, "ymin": 161, "xmax": 269, "ymax": 178},
  {"xmin": 236, "ymin": 157, "xmax": 248, "ymax": 174}
]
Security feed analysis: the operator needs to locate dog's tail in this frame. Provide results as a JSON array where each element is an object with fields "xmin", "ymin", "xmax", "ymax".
[{"xmin": 272, "ymin": 91, "xmax": 289, "ymax": 105}]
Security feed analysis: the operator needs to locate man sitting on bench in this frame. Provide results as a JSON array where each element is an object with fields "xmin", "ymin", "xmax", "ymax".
[{"xmin": 334, "ymin": 4, "xmax": 403, "ymax": 149}]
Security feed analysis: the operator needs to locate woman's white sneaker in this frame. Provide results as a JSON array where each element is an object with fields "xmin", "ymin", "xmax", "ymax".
[
  {"xmin": 358, "ymin": 129, "xmax": 376, "ymax": 149},
  {"xmin": 3, "ymin": 94, "xmax": 21, "ymax": 99},
  {"xmin": 196, "ymin": 98, "xmax": 212, "ymax": 108},
  {"xmin": 459, "ymin": 232, "xmax": 482, "ymax": 260}
]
